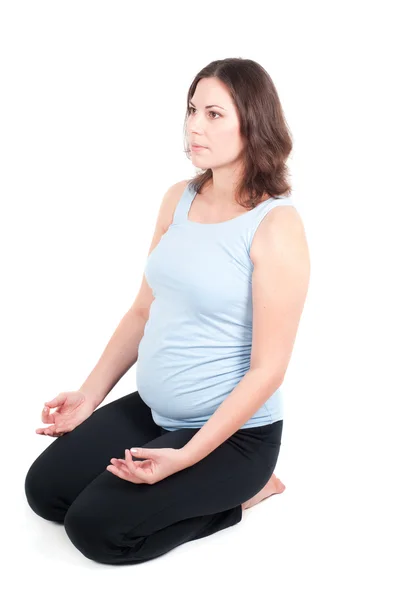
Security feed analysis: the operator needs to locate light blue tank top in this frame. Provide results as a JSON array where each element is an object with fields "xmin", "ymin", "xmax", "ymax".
[{"xmin": 136, "ymin": 181, "xmax": 297, "ymax": 431}]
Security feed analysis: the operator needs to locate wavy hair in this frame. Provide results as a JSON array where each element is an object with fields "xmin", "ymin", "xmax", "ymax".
[{"xmin": 183, "ymin": 57, "xmax": 293, "ymax": 209}]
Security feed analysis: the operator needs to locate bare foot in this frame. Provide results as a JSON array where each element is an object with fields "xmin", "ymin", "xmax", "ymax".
[{"xmin": 241, "ymin": 473, "xmax": 286, "ymax": 510}]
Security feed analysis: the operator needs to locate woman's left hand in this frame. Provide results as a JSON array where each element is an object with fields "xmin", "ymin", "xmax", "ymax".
[{"xmin": 106, "ymin": 447, "xmax": 188, "ymax": 485}]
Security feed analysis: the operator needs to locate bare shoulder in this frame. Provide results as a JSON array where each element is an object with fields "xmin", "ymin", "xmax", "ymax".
[
  {"xmin": 250, "ymin": 204, "xmax": 309, "ymax": 266},
  {"xmin": 161, "ymin": 179, "xmax": 190, "ymax": 230}
]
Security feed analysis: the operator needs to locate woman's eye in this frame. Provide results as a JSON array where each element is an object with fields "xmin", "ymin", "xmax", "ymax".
[{"xmin": 188, "ymin": 107, "xmax": 220, "ymax": 119}]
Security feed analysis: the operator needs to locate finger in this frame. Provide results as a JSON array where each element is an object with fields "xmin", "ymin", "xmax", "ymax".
[
  {"xmin": 113, "ymin": 458, "xmax": 135, "ymax": 474},
  {"xmin": 110, "ymin": 459, "xmax": 130, "ymax": 474},
  {"xmin": 125, "ymin": 450, "xmax": 150, "ymax": 480},
  {"xmin": 40, "ymin": 425, "xmax": 58, "ymax": 437},
  {"xmin": 36, "ymin": 428, "xmax": 53, "ymax": 435},
  {"xmin": 53, "ymin": 427, "xmax": 67, "ymax": 436},
  {"xmin": 54, "ymin": 425, "xmax": 69, "ymax": 435},
  {"xmin": 45, "ymin": 393, "xmax": 66, "ymax": 408},
  {"xmin": 106, "ymin": 464, "xmax": 126, "ymax": 478},
  {"xmin": 123, "ymin": 456, "xmax": 152, "ymax": 470},
  {"xmin": 124, "ymin": 449, "xmax": 143, "ymax": 467},
  {"xmin": 118, "ymin": 458, "xmax": 133, "ymax": 467},
  {"xmin": 52, "ymin": 419, "xmax": 73, "ymax": 435},
  {"xmin": 135, "ymin": 459, "xmax": 152, "ymax": 468},
  {"xmin": 124, "ymin": 450, "xmax": 144, "ymax": 477},
  {"xmin": 42, "ymin": 406, "xmax": 56, "ymax": 424},
  {"xmin": 106, "ymin": 464, "xmax": 141, "ymax": 484},
  {"xmin": 125, "ymin": 448, "xmax": 135, "ymax": 469},
  {"xmin": 125, "ymin": 449, "xmax": 143, "ymax": 469},
  {"xmin": 110, "ymin": 458, "xmax": 124, "ymax": 468}
]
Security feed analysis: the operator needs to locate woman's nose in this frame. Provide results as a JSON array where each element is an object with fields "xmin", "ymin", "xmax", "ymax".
[{"xmin": 189, "ymin": 113, "xmax": 206, "ymax": 131}]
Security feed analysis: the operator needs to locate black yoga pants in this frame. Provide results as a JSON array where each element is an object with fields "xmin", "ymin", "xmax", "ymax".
[{"xmin": 25, "ymin": 390, "xmax": 283, "ymax": 565}]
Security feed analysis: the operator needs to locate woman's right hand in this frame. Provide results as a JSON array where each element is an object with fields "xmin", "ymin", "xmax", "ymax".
[{"xmin": 36, "ymin": 390, "xmax": 98, "ymax": 437}]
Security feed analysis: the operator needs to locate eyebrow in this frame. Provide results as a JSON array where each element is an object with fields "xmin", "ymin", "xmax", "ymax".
[{"xmin": 189, "ymin": 101, "xmax": 226, "ymax": 110}]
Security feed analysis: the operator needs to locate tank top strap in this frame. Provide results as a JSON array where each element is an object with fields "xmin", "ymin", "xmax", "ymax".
[
  {"xmin": 245, "ymin": 196, "xmax": 296, "ymax": 250},
  {"xmin": 172, "ymin": 182, "xmax": 194, "ymax": 224}
]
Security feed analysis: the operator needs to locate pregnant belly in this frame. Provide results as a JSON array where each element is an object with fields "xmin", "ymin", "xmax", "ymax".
[{"xmin": 136, "ymin": 353, "xmax": 248, "ymax": 421}]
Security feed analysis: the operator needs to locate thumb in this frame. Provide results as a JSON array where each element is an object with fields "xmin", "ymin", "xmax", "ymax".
[
  {"xmin": 130, "ymin": 447, "xmax": 156, "ymax": 458},
  {"xmin": 45, "ymin": 393, "xmax": 66, "ymax": 408}
]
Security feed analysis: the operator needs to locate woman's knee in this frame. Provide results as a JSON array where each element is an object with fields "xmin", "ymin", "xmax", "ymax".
[
  {"xmin": 24, "ymin": 457, "xmax": 65, "ymax": 523},
  {"xmin": 64, "ymin": 500, "xmax": 126, "ymax": 564}
]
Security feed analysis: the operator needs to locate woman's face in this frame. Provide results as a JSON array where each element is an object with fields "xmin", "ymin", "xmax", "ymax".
[{"xmin": 187, "ymin": 77, "xmax": 246, "ymax": 169}]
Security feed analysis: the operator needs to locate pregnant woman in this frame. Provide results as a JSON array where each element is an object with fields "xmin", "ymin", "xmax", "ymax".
[{"xmin": 25, "ymin": 57, "xmax": 310, "ymax": 565}]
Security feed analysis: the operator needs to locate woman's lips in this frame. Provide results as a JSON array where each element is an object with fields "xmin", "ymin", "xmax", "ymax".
[{"xmin": 191, "ymin": 145, "xmax": 207, "ymax": 152}]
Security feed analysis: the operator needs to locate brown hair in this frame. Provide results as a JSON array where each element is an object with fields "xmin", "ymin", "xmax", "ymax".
[{"xmin": 183, "ymin": 57, "xmax": 293, "ymax": 209}]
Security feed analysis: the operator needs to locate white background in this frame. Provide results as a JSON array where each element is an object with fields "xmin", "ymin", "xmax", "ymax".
[{"xmin": 1, "ymin": 0, "xmax": 397, "ymax": 598}]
